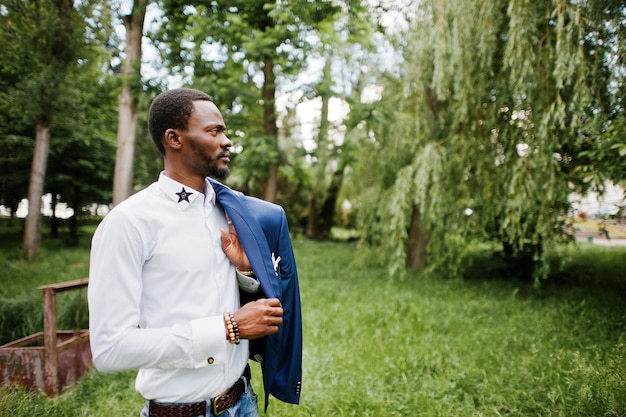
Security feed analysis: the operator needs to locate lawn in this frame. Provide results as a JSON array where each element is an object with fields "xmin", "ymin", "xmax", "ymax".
[{"xmin": 0, "ymin": 223, "xmax": 625, "ymax": 416}]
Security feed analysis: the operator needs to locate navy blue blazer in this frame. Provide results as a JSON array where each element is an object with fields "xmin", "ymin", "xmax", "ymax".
[{"xmin": 210, "ymin": 179, "xmax": 302, "ymax": 410}]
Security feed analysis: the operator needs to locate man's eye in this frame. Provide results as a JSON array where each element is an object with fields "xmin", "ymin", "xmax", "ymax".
[{"xmin": 207, "ymin": 127, "xmax": 224, "ymax": 136}]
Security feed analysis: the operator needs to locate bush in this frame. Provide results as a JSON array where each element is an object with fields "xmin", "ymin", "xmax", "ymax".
[{"xmin": 0, "ymin": 295, "xmax": 42, "ymax": 345}]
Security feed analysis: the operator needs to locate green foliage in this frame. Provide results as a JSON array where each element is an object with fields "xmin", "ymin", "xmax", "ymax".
[
  {"xmin": 151, "ymin": 0, "xmax": 343, "ymax": 200},
  {"xmin": 0, "ymin": 0, "xmax": 120, "ymax": 223},
  {"xmin": 576, "ymin": 116, "xmax": 626, "ymax": 187},
  {"xmin": 0, "ymin": 135, "xmax": 32, "ymax": 213},
  {"xmin": 352, "ymin": 0, "xmax": 626, "ymax": 281},
  {"xmin": 46, "ymin": 75, "xmax": 119, "ymax": 214},
  {"xmin": 0, "ymin": 237, "xmax": 624, "ymax": 416},
  {"xmin": 0, "ymin": 0, "xmax": 92, "ymax": 120}
]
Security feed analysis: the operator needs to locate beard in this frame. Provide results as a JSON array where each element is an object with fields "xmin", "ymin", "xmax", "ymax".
[
  {"xmin": 188, "ymin": 140, "xmax": 231, "ymax": 181},
  {"xmin": 209, "ymin": 164, "xmax": 230, "ymax": 181}
]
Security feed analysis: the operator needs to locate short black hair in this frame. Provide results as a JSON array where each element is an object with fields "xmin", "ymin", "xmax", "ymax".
[{"xmin": 148, "ymin": 88, "xmax": 213, "ymax": 156}]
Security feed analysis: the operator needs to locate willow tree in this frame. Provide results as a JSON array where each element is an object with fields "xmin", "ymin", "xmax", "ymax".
[{"xmin": 353, "ymin": 0, "xmax": 625, "ymax": 280}]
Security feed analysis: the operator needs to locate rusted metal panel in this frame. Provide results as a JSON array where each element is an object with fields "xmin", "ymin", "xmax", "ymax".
[
  {"xmin": 0, "ymin": 339, "xmax": 46, "ymax": 391},
  {"xmin": 0, "ymin": 279, "xmax": 92, "ymax": 395},
  {"xmin": 56, "ymin": 331, "xmax": 91, "ymax": 392}
]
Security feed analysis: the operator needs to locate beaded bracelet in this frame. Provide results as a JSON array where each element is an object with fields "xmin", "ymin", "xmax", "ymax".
[
  {"xmin": 229, "ymin": 313, "xmax": 240, "ymax": 345},
  {"xmin": 223, "ymin": 312, "xmax": 240, "ymax": 345},
  {"xmin": 224, "ymin": 313, "xmax": 235, "ymax": 344}
]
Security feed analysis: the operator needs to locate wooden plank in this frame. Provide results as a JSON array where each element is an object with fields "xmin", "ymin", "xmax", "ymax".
[
  {"xmin": 37, "ymin": 278, "xmax": 88, "ymax": 293},
  {"xmin": 42, "ymin": 287, "xmax": 58, "ymax": 395},
  {"xmin": 0, "ymin": 332, "xmax": 44, "ymax": 348}
]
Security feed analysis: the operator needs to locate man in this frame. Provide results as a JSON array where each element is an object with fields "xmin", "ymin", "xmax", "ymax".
[{"xmin": 88, "ymin": 88, "xmax": 301, "ymax": 417}]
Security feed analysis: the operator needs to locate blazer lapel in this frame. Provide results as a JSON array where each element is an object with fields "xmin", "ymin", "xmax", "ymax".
[{"xmin": 210, "ymin": 179, "xmax": 279, "ymax": 299}]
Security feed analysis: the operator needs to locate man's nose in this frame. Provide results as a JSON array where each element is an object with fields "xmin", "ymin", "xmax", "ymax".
[{"xmin": 220, "ymin": 132, "xmax": 233, "ymax": 148}]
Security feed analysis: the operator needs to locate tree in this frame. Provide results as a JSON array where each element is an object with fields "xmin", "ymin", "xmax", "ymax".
[
  {"xmin": 352, "ymin": 0, "xmax": 626, "ymax": 281},
  {"xmin": 112, "ymin": 0, "xmax": 149, "ymax": 206},
  {"xmin": 0, "ymin": 0, "xmax": 102, "ymax": 256},
  {"xmin": 45, "ymin": 73, "xmax": 119, "ymax": 242},
  {"xmin": 304, "ymin": 0, "xmax": 386, "ymax": 239},
  {"xmin": 153, "ymin": 0, "xmax": 341, "ymax": 202}
]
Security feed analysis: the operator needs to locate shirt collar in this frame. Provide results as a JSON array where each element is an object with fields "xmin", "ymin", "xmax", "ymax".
[
  {"xmin": 157, "ymin": 172, "xmax": 216, "ymax": 210},
  {"xmin": 203, "ymin": 178, "xmax": 217, "ymax": 206}
]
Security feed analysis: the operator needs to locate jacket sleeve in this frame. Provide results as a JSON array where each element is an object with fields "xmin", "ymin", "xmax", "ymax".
[
  {"xmin": 215, "ymin": 181, "xmax": 303, "ymax": 409},
  {"xmin": 269, "ymin": 209, "xmax": 303, "ymax": 404},
  {"xmin": 240, "ymin": 196, "xmax": 303, "ymax": 407}
]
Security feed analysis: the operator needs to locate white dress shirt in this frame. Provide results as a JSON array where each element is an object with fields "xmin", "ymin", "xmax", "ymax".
[{"xmin": 88, "ymin": 172, "xmax": 248, "ymax": 402}]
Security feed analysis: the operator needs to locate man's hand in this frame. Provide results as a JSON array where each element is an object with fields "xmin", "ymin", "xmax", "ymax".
[
  {"xmin": 234, "ymin": 298, "xmax": 283, "ymax": 339},
  {"xmin": 220, "ymin": 215, "xmax": 251, "ymax": 271}
]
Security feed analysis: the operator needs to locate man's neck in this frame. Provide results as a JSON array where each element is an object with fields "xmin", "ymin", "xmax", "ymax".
[{"xmin": 163, "ymin": 168, "xmax": 205, "ymax": 193}]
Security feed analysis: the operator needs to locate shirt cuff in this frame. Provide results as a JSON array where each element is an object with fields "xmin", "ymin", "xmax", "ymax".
[
  {"xmin": 190, "ymin": 315, "xmax": 227, "ymax": 368},
  {"xmin": 236, "ymin": 269, "xmax": 261, "ymax": 293}
]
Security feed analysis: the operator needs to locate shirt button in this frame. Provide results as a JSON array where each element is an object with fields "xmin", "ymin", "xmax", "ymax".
[{"xmin": 207, "ymin": 357, "xmax": 215, "ymax": 364}]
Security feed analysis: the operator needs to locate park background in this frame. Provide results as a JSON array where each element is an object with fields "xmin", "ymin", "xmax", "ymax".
[{"xmin": 1, "ymin": 0, "xmax": 625, "ymax": 416}]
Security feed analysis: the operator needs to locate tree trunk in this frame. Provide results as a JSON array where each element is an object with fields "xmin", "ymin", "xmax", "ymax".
[
  {"xmin": 318, "ymin": 164, "xmax": 345, "ymax": 237},
  {"xmin": 23, "ymin": 120, "xmax": 51, "ymax": 256},
  {"xmin": 307, "ymin": 166, "xmax": 345, "ymax": 240},
  {"xmin": 262, "ymin": 58, "xmax": 278, "ymax": 203},
  {"xmin": 306, "ymin": 58, "xmax": 332, "ymax": 238},
  {"xmin": 305, "ymin": 199, "xmax": 321, "ymax": 238},
  {"xmin": 69, "ymin": 213, "xmax": 78, "ymax": 245},
  {"xmin": 406, "ymin": 206, "xmax": 428, "ymax": 270},
  {"xmin": 112, "ymin": 0, "xmax": 147, "ymax": 206},
  {"xmin": 50, "ymin": 192, "xmax": 59, "ymax": 238},
  {"xmin": 21, "ymin": 0, "xmax": 75, "ymax": 256}
]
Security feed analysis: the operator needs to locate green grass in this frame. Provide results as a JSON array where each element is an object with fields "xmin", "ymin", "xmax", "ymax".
[
  {"xmin": 0, "ymin": 225, "xmax": 625, "ymax": 416},
  {"xmin": 0, "ymin": 219, "xmax": 92, "ymax": 344},
  {"xmin": 0, "ymin": 219, "xmax": 93, "ymax": 298}
]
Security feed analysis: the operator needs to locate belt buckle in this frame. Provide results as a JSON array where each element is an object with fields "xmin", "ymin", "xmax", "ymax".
[{"xmin": 211, "ymin": 390, "xmax": 229, "ymax": 416}]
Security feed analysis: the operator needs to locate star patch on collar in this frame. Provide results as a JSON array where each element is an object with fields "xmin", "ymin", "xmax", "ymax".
[{"xmin": 176, "ymin": 187, "xmax": 193, "ymax": 203}]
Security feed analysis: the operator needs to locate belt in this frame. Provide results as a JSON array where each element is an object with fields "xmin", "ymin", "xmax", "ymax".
[{"xmin": 149, "ymin": 365, "xmax": 251, "ymax": 417}]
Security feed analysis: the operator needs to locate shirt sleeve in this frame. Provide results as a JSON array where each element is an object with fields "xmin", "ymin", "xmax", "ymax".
[{"xmin": 87, "ymin": 211, "xmax": 227, "ymax": 372}]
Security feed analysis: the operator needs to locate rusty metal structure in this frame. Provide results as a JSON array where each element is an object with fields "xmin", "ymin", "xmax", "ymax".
[{"xmin": 0, "ymin": 278, "xmax": 92, "ymax": 395}]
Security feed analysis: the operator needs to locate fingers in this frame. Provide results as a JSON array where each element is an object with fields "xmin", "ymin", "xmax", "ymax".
[
  {"xmin": 220, "ymin": 212, "xmax": 252, "ymax": 270},
  {"xmin": 265, "ymin": 298, "xmax": 282, "ymax": 309},
  {"xmin": 225, "ymin": 213, "xmax": 237, "ymax": 236},
  {"xmin": 254, "ymin": 298, "xmax": 283, "ymax": 322},
  {"xmin": 264, "ymin": 298, "xmax": 283, "ymax": 333},
  {"xmin": 235, "ymin": 298, "xmax": 284, "ymax": 339},
  {"xmin": 220, "ymin": 228, "xmax": 236, "ymax": 256},
  {"xmin": 262, "ymin": 298, "xmax": 283, "ymax": 322}
]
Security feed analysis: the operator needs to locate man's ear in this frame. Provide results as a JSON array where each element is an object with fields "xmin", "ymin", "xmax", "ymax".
[{"xmin": 164, "ymin": 128, "xmax": 182, "ymax": 150}]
